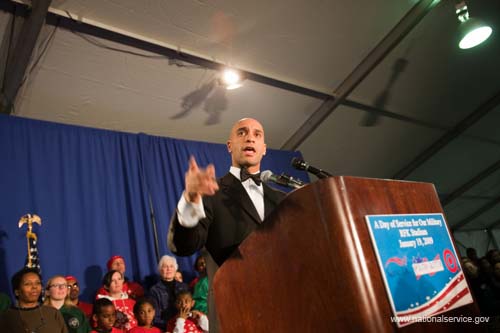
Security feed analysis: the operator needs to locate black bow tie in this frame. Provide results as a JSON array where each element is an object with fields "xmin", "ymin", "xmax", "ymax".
[{"xmin": 240, "ymin": 168, "xmax": 261, "ymax": 185}]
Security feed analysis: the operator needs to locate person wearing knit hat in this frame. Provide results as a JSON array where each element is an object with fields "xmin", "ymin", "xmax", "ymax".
[
  {"xmin": 95, "ymin": 255, "xmax": 145, "ymax": 300},
  {"xmin": 106, "ymin": 255, "xmax": 124, "ymax": 271},
  {"xmin": 65, "ymin": 275, "xmax": 93, "ymax": 320}
]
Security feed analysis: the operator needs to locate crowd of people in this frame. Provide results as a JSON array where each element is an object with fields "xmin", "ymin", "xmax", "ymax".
[
  {"xmin": 0, "ymin": 254, "xmax": 209, "ymax": 333},
  {"xmin": 462, "ymin": 247, "xmax": 500, "ymax": 317},
  {"xmin": 1, "ymin": 118, "xmax": 500, "ymax": 332},
  {"xmin": 1, "ymin": 117, "xmax": 281, "ymax": 333}
]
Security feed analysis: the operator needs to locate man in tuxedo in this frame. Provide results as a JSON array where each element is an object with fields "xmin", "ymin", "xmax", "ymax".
[{"xmin": 168, "ymin": 118, "xmax": 285, "ymax": 331}]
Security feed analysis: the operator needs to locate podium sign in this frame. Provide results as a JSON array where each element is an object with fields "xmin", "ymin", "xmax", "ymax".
[{"xmin": 365, "ymin": 213, "xmax": 473, "ymax": 327}]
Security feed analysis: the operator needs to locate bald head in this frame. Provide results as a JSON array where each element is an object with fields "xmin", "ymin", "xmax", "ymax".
[{"xmin": 227, "ymin": 118, "xmax": 267, "ymax": 173}]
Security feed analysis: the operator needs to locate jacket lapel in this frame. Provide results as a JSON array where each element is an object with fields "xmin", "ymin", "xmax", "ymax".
[
  {"xmin": 263, "ymin": 183, "xmax": 284, "ymax": 219},
  {"xmin": 221, "ymin": 173, "xmax": 262, "ymax": 223}
]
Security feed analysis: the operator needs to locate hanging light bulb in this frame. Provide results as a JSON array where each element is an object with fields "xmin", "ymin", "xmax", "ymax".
[
  {"xmin": 455, "ymin": 1, "xmax": 492, "ymax": 49},
  {"xmin": 220, "ymin": 68, "xmax": 244, "ymax": 90},
  {"xmin": 458, "ymin": 18, "xmax": 493, "ymax": 49}
]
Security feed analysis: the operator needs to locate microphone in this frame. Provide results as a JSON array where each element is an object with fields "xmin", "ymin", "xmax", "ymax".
[
  {"xmin": 261, "ymin": 170, "xmax": 305, "ymax": 189},
  {"xmin": 291, "ymin": 157, "xmax": 332, "ymax": 179}
]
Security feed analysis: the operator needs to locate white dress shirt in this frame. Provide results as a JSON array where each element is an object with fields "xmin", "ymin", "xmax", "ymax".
[{"xmin": 177, "ymin": 166, "xmax": 265, "ymax": 227}]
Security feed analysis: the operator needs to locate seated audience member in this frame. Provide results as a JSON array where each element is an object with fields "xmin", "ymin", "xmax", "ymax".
[
  {"xmin": 128, "ymin": 297, "xmax": 162, "ymax": 333},
  {"xmin": 174, "ymin": 270, "xmax": 183, "ymax": 283},
  {"xmin": 97, "ymin": 255, "xmax": 144, "ymax": 300},
  {"xmin": 490, "ymin": 262, "xmax": 500, "ymax": 298},
  {"xmin": 478, "ymin": 256, "xmax": 495, "ymax": 288},
  {"xmin": 487, "ymin": 249, "xmax": 500, "ymax": 266},
  {"xmin": 485, "ymin": 262, "xmax": 500, "ymax": 322},
  {"xmin": 188, "ymin": 255, "xmax": 206, "ymax": 290},
  {"xmin": 44, "ymin": 275, "xmax": 91, "ymax": 333},
  {"xmin": 0, "ymin": 291, "xmax": 10, "ymax": 314},
  {"xmin": 463, "ymin": 258, "xmax": 497, "ymax": 315},
  {"xmin": 90, "ymin": 298, "xmax": 121, "ymax": 333},
  {"xmin": 479, "ymin": 256, "xmax": 493, "ymax": 276},
  {"xmin": 190, "ymin": 255, "xmax": 208, "ymax": 314},
  {"xmin": 166, "ymin": 291, "xmax": 208, "ymax": 333},
  {"xmin": 149, "ymin": 255, "xmax": 189, "ymax": 328},
  {"xmin": 66, "ymin": 275, "xmax": 93, "ymax": 319},
  {"xmin": 466, "ymin": 247, "xmax": 479, "ymax": 266},
  {"xmin": 0, "ymin": 267, "xmax": 67, "ymax": 333},
  {"xmin": 97, "ymin": 270, "xmax": 137, "ymax": 331}
]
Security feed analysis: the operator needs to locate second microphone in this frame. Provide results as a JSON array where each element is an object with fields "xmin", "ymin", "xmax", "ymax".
[{"xmin": 261, "ymin": 170, "xmax": 305, "ymax": 189}]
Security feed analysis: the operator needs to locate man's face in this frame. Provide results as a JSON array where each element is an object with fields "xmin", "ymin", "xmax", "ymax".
[
  {"xmin": 160, "ymin": 261, "xmax": 176, "ymax": 281},
  {"xmin": 227, "ymin": 118, "xmax": 266, "ymax": 173},
  {"xmin": 66, "ymin": 278, "xmax": 80, "ymax": 300},
  {"xmin": 110, "ymin": 258, "xmax": 126, "ymax": 275}
]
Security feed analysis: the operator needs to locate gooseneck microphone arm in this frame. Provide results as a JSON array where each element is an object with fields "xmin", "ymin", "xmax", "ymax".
[
  {"xmin": 261, "ymin": 170, "xmax": 305, "ymax": 189},
  {"xmin": 291, "ymin": 157, "xmax": 332, "ymax": 179}
]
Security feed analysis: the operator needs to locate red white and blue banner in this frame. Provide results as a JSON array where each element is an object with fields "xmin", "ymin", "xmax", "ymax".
[{"xmin": 365, "ymin": 213, "xmax": 473, "ymax": 327}]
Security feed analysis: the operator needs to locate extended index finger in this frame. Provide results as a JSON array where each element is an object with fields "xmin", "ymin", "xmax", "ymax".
[
  {"xmin": 188, "ymin": 155, "xmax": 199, "ymax": 172},
  {"xmin": 206, "ymin": 163, "xmax": 216, "ymax": 179}
]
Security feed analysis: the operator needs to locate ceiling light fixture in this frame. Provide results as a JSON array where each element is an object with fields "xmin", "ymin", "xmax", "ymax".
[
  {"xmin": 220, "ymin": 68, "xmax": 244, "ymax": 90},
  {"xmin": 455, "ymin": 1, "xmax": 492, "ymax": 49}
]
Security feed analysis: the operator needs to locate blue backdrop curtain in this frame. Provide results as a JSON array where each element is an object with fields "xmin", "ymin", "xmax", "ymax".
[
  {"xmin": 0, "ymin": 115, "xmax": 156, "ymax": 301},
  {"xmin": 0, "ymin": 114, "xmax": 308, "ymax": 301}
]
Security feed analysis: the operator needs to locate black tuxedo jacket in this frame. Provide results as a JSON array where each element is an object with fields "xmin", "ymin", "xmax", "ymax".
[{"xmin": 168, "ymin": 172, "xmax": 286, "ymax": 266}]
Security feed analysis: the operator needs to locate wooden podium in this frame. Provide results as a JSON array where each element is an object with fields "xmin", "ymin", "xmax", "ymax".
[{"xmin": 212, "ymin": 176, "xmax": 482, "ymax": 332}]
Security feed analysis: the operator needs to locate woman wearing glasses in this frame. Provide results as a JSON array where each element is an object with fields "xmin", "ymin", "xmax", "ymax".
[
  {"xmin": 44, "ymin": 275, "xmax": 91, "ymax": 333},
  {"xmin": 0, "ymin": 267, "xmax": 67, "ymax": 333}
]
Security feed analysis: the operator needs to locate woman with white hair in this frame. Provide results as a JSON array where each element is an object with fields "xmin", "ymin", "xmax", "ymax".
[{"xmin": 148, "ymin": 255, "xmax": 189, "ymax": 328}]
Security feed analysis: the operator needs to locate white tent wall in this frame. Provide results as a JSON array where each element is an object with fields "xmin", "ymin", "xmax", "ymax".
[
  {"xmin": 1, "ymin": 0, "xmax": 499, "ymax": 266},
  {"xmin": 491, "ymin": 229, "xmax": 500, "ymax": 251},
  {"xmin": 454, "ymin": 230, "xmax": 500, "ymax": 258}
]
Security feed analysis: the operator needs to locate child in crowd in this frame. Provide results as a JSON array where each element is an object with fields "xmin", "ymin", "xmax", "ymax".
[
  {"xmin": 128, "ymin": 298, "xmax": 161, "ymax": 333},
  {"xmin": 91, "ymin": 298, "xmax": 121, "ymax": 333},
  {"xmin": 166, "ymin": 291, "xmax": 208, "ymax": 333}
]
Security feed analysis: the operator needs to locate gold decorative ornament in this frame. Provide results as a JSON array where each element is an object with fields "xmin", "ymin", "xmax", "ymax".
[{"xmin": 18, "ymin": 214, "xmax": 42, "ymax": 267}]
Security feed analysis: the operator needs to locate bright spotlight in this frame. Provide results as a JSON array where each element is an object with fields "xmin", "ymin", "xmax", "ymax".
[{"xmin": 220, "ymin": 68, "xmax": 244, "ymax": 90}]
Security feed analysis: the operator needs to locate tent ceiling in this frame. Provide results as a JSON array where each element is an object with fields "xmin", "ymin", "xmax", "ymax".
[{"xmin": 1, "ymin": 0, "xmax": 500, "ymax": 235}]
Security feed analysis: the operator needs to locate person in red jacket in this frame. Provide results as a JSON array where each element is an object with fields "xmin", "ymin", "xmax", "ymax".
[{"xmin": 96, "ymin": 255, "xmax": 144, "ymax": 300}]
